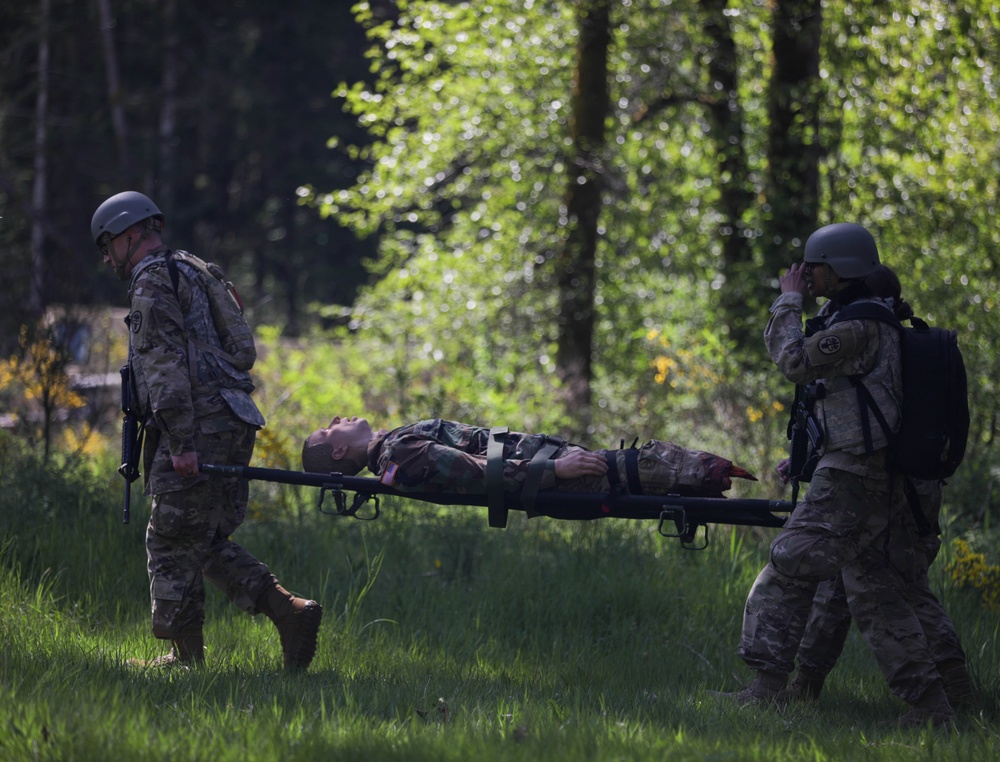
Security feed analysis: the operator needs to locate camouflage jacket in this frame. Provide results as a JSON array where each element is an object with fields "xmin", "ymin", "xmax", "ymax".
[
  {"xmin": 127, "ymin": 249, "xmax": 264, "ymax": 459},
  {"xmin": 367, "ymin": 419, "xmax": 578, "ymax": 494},
  {"xmin": 765, "ymin": 291, "xmax": 902, "ymax": 478}
]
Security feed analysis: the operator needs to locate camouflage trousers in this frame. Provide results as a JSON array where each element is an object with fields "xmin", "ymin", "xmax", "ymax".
[
  {"xmin": 737, "ymin": 467, "xmax": 943, "ymax": 705},
  {"xmin": 570, "ymin": 440, "xmax": 732, "ymax": 494},
  {"xmin": 796, "ymin": 481, "xmax": 967, "ymax": 682},
  {"xmin": 146, "ymin": 412, "xmax": 274, "ymax": 639}
]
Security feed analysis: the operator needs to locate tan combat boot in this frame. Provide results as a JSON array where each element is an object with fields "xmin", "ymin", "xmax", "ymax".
[
  {"xmin": 128, "ymin": 630, "xmax": 205, "ymax": 668},
  {"xmin": 709, "ymin": 670, "xmax": 787, "ymax": 708},
  {"xmin": 257, "ymin": 584, "xmax": 323, "ymax": 670}
]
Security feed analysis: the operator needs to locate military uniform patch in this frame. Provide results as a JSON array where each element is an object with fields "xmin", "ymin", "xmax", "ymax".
[
  {"xmin": 380, "ymin": 462, "xmax": 399, "ymax": 487},
  {"xmin": 818, "ymin": 335, "xmax": 841, "ymax": 354},
  {"xmin": 129, "ymin": 310, "xmax": 142, "ymax": 333}
]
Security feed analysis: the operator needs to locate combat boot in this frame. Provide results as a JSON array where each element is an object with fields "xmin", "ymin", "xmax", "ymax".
[
  {"xmin": 897, "ymin": 683, "xmax": 955, "ymax": 729},
  {"xmin": 938, "ymin": 659, "xmax": 976, "ymax": 709},
  {"xmin": 257, "ymin": 583, "xmax": 323, "ymax": 670},
  {"xmin": 786, "ymin": 668, "xmax": 825, "ymax": 702},
  {"xmin": 128, "ymin": 630, "xmax": 205, "ymax": 668},
  {"xmin": 709, "ymin": 670, "xmax": 787, "ymax": 708}
]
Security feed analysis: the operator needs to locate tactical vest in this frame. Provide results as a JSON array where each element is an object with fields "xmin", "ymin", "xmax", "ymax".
[
  {"xmin": 128, "ymin": 252, "xmax": 264, "ymax": 428},
  {"xmin": 813, "ymin": 301, "xmax": 902, "ymax": 456}
]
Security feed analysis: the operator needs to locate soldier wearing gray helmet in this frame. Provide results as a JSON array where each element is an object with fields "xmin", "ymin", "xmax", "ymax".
[
  {"xmin": 711, "ymin": 223, "xmax": 955, "ymax": 727},
  {"xmin": 92, "ymin": 191, "xmax": 322, "ymax": 670}
]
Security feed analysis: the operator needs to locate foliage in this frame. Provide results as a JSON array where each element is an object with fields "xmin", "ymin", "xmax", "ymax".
[
  {"xmin": 0, "ymin": 324, "xmax": 86, "ymax": 460},
  {"xmin": 1, "ymin": 437, "xmax": 999, "ymax": 760},
  {"xmin": 947, "ymin": 538, "xmax": 1000, "ymax": 614}
]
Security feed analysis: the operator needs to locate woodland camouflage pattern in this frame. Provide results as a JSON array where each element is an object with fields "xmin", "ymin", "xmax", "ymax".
[
  {"xmin": 738, "ymin": 290, "xmax": 951, "ymax": 710},
  {"xmin": 795, "ymin": 478, "xmax": 970, "ymax": 698},
  {"xmin": 367, "ymin": 419, "xmax": 750, "ymax": 496},
  {"xmin": 128, "ymin": 249, "xmax": 273, "ymax": 638}
]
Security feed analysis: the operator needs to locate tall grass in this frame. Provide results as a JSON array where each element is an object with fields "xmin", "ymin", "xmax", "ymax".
[{"xmin": 1, "ymin": 433, "xmax": 998, "ymax": 761}]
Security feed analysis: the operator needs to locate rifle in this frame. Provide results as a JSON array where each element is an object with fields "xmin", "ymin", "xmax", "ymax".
[
  {"xmin": 787, "ymin": 383, "xmax": 824, "ymax": 505},
  {"xmin": 118, "ymin": 363, "xmax": 144, "ymax": 524},
  {"xmin": 201, "ymin": 463, "xmax": 790, "ymax": 550}
]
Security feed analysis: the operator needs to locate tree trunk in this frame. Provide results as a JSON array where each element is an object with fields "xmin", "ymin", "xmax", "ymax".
[
  {"xmin": 699, "ymin": 0, "xmax": 756, "ymax": 347},
  {"xmin": 555, "ymin": 0, "xmax": 610, "ymax": 413},
  {"xmin": 763, "ymin": 0, "xmax": 823, "ymax": 272},
  {"xmin": 29, "ymin": 0, "xmax": 51, "ymax": 319},
  {"xmin": 96, "ymin": 0, "xmax": 132, "ymax": 182},
  {"xmin": 158, "ymin": 0, "xmax": 179, "ymax": 218}
]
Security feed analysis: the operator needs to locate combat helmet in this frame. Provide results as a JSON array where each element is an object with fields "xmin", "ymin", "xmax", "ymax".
[
  {"xmin": 91, "ymin": 191, "xmax": 163, "ymax": 245},
  {"xmin": 803, "ymin": 223, "xmax": 880, "ymax": 279}
]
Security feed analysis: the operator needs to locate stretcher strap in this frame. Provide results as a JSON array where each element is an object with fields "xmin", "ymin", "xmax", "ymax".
[
  {"xmin": 623, "ymin": 447, "xmax": 643, "ymax": 495},
  {"xmin": 521, "ymin": 436, "xmax": 565, "ymax": 517},
  {"xmin": 605, "ymin": 451, "xmax": 622, "ymax": 493},
  {"xmin": 486, "ymin": 426, "xmax": 509, "ymax": 528}
]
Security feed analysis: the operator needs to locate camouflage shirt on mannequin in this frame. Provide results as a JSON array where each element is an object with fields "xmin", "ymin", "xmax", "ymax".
[{"xmin": 366, "ymin": 419, "xmax": 747, "ymax": 496}]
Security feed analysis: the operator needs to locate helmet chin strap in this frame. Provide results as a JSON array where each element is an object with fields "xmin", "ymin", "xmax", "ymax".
[{"xmin": 112, "ymin": 228, "xmax": 152, "ymax": 279}]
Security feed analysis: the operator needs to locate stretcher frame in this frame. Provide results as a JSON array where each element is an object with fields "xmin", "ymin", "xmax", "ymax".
[{"xmin": 203, "ymin": 463, "xmax": 791, "ymax": 549}]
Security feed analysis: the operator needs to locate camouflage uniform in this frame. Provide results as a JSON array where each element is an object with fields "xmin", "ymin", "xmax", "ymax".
[
  {"xmin": 794, "ymin": 478, "xmax": 971, "ymax": 700},
  {"xmin": 738, "ymin": 289, "xmax": 948, "ymax": 708},
  {"xmin": 128, "ymin": 249, "xmax": 273, "ymax": 638},
  {"xmin": 367, "ymin": 419, "xmax": 738, "ymax": 496}
]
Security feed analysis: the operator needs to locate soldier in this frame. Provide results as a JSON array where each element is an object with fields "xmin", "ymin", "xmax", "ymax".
[
  {"xmin": 712, "ymin": 223, "xmax": 955, "ymax": 726},
  {"xmin": 301, "ymin": 417, "xmax": 757, "ymax": 497},
  {"xmin": 92, "ymin": 191, "xmax": 322, "ymax": 670},
  {"xmin": 787, "ymin": 265, "xmax": 973, "ymax": 707}
]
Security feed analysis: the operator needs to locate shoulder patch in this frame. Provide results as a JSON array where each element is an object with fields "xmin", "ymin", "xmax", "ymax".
[
  {"xmin": 817, "ymin": 335, "xmax": 841, "ymax": 355},
  {"xmin": 128, "ymin": 310, "xmax": 143, "ymax": 334},
  {"xmin": 128, "ymin": 294, "xmax": 156, "ymax": 350},
  {"xmin": 803, "ymin": 319, "xmax": 872, "ymax": 367},
  {"xmin": 380, "ymin": 462, "xmax": 399, "ymax": 487}
]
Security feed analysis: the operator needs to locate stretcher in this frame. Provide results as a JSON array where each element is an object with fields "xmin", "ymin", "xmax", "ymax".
[{"xmin": 202, "ymin": 463, "xmax": 792, "ymax": 549}]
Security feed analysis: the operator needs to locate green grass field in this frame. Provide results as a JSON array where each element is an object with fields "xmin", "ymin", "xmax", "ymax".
[{"xmin": 1, "ymin": 444, "xmax": 998, "ymax": 761}]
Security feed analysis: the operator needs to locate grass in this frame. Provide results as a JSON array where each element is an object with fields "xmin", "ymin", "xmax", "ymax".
[{"xmin": 1, "ymin": 443, "xmax": 998, "ymax": 761}]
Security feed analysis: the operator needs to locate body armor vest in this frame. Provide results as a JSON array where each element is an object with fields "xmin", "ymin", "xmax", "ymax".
[{"xmin": 813, "ymin": 300, "xmax": 902, "ymax": 456}]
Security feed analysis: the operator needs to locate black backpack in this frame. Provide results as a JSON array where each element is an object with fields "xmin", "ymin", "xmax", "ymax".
[{"xmin": 831, "ymin": 302, "xmax": 969, "ymax": 481}]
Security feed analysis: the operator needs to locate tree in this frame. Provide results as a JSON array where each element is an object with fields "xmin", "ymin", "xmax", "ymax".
[{"xmin": 555, "ymin": 0, "xmax": 611, "ymax": 411}]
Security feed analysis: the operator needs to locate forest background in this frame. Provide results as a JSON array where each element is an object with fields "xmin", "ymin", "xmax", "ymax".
[
  {"xmin": 3, "ymin": 0, "xmax": 999, "ymax": 532},
  {"xmin": 2, "ymin": 1, "xmax": 1000, "ymax": 757}
]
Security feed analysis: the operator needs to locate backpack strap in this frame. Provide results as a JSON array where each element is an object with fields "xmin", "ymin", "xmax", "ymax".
[
  {"xmin": 902, "ymin": 477, "xmax": 936, "ymax": 537},
  {"xmin": 832, "ymin": 301, "xmax": 904, "ymax": 454},
  {"xmin": 165, "ymin": 250, "xmax": 246, "ymax": 369},
  {"xmin": 831, "ymin": 301, "xmax": 903, "ymax": 330},
  {"xmin": 849, "ymin": 375, "xmax": 896, "ymax": 455}
]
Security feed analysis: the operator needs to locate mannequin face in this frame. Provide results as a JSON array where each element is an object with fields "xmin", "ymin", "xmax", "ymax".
[{"xmin": 307, "ymin": 416, "xmax": 374, "ymax": 462}]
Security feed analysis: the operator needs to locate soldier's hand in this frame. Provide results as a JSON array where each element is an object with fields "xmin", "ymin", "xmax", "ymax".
[
  {"xmin": 779, "ymin": 262, "xmax": 809, "ymax": 295},
  {"xmin": 553, "ymin": 450, "xmax": 607, "ymax": 479},
  {"xmin": 775, "ymin": 457, "xmax": 791, "ymax": 485},
  {"xmin": 172, "ymin": 451, "xmax": 200, "ymax": 477}
]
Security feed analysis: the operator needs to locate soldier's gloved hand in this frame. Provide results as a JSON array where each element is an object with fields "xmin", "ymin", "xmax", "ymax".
[{"xmin": 775, "ymin": 457, "xmax": 791, "ymax": 485}]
